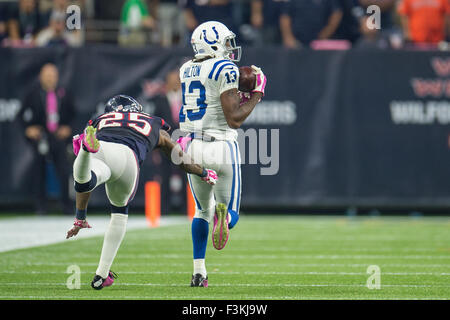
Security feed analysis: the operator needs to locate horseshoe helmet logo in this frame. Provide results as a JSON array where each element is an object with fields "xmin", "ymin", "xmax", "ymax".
[{"xmin": 202, "ymin": 26, "xmax": 219, "ymax": 45}]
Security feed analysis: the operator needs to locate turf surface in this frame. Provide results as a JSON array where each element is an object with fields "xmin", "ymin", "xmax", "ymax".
[{"xmin": 0, "ymin": 215, "xmax": 449, "ymax": 300}]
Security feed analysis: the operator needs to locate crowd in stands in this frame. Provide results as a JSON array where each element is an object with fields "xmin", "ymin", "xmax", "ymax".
[{"xmin": 0, "ymin": 0, "xmax": 449, "ymax": 49}]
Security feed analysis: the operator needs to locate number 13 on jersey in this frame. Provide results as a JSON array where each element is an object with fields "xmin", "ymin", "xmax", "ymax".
[{"xmin": 179, "ymin": 80, "xmax": 207, "ymax": 122}]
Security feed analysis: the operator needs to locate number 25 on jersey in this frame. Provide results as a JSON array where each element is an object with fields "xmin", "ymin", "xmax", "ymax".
[{"xmin": 97, "ymin": 112, "xmax": 153, "ymax": 136}]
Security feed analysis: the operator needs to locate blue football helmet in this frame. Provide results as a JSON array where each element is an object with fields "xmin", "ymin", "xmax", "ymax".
[{"xmin": 104, "ymin": 95, "xmax": 143, "ymax": 113}]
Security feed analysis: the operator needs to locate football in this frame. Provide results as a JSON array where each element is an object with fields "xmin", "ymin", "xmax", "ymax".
[{"xmin": 238, "ymin": 66, "xmax": 256, "ymax": 92}]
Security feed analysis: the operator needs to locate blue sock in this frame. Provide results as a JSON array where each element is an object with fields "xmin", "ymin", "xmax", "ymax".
[
  {"xmin": 75, "ymin": 208, "xmax": 87, "ymax": 220},
  {"xmin": 228, "ymin": 209, "xmax": 239, "ymax": 229},
  {"xmin": 192, "ymin": 218, "xmax": 209, "ymax": 259}
]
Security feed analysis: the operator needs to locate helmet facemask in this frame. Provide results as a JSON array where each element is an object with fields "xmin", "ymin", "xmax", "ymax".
[{"xmin": 224, "ymin": 35, "xmax": 241, "ymax": 62}]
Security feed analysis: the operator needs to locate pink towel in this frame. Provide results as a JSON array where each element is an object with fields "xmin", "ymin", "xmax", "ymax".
[{"xmin": 46, "ymin": 91, "xmax": 58, "ymax": 133}]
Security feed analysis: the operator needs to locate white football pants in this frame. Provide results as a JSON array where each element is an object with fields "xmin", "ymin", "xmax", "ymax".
[
  {"xmin": 73, "ymin": 141, "xmax": 139, "ymax": 208},
  {"xmin": 186, "ymin": 139, "xmax": 242, "ymax": 222}
]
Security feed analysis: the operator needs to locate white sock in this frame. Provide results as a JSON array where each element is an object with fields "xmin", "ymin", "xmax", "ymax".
[
  {"xmin": 193, "ymin": 259, "xmax": 207, "ymax": 277},
  {"xmin": 73, "ymin": 148, "xmax": 91, "ymax": 183},
  {"xmin": 96, "ymin": 214, "xmax": 128, "ymax": 278}
]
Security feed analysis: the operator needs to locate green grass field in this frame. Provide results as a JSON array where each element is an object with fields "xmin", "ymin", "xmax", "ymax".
[{"xmin": 0, "ymin": 215, "xmax": 449, "ymax": 300}]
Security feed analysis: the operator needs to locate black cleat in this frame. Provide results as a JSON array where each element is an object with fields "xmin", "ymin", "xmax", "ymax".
[
  {"xmin": 190, "ymin": 273, "xmax": 208, "ymax": 287},
  {"xmin": 91, "ymin": 271, "xmax": 117, "ymax": 290}
]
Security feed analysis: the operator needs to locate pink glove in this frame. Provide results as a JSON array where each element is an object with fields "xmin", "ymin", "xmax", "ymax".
[
  {"xmin": 239, "ymin": 91, "xmax": 252, "ymax": 106},
  {"xmin": 176, "ymin": 136, "xmax": 193, "ymax": 152},
  {"xmin": 66, "ymin": 218, "xmax": 91, "ymax": 239},
  {"xmin": 72, "ymin": 133, "xmax": 85, "ymax": 156},
  {"xmin": 251, "ymin": 65, "xmax": 267, "ymax": 96},
  {"xmin": 201, "ymin": 169, "xmax": 218, "ymax": 185}
]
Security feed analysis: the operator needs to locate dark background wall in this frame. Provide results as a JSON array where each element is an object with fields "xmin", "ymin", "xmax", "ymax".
[{"xmin": 0, "ymin": 46, "xmax": 449, "ymax": 212}]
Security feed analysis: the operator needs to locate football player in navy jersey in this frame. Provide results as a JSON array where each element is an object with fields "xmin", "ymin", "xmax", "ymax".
[{"xmin": 65, "ymin": 95, "xmax": 218, "ymax": 290}]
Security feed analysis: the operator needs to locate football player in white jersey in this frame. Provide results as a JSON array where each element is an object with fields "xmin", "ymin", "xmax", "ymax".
[{"xmin": 177, "ymin": 21, "xmax": 267, "ymax": 287}]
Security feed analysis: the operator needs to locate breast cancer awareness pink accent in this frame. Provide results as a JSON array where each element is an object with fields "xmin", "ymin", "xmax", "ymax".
[
  {"xmin": 72, "ymin": 133, "xmax": 85, "ymax": 156},
  {"xmin": 176, "ymin": 136, "xmax": 192, "ymax": 152},
  {"xmin": 201, "ymin": 169, "xmax": 218, "ymax": 185},
  {"xmin": 46, "ymin": 91, "xmax": 59, "ymax": 132},
  {"xmin": 239, "ymin": 91, "xmax": 252, "ymax": 106},
  {"xmin": 252, "ymin": 73, "xmax": 267, "ymax": 96}
]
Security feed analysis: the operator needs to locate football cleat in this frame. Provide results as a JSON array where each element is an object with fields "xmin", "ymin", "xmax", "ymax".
[
  {"xmin": 91, "ymin": 271, "xmax": 117, "ymax": 290},
  {"xmin": 212, "ymin": 203, "xmax": 229, "ymax": 250},
  {"xmin": 190, "ymin": 273, "xmax": 208, "ymax": 287},
  {"xmin": 82, "ymin": 126, "xmax": 100, "ymax": 153}
]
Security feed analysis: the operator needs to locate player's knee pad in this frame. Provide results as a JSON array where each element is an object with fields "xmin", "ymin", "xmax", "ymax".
[
  {"xmin": 74, "ymin": 171, "xmax": 97, "ymax": 193},
  {"xmin": 110, "ymin": 204, "xmax": 129, "ymax": 215}
]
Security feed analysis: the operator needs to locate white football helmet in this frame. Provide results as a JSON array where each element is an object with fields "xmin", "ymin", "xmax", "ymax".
[{"xmin": 191, "ymin": 21, "xmax": 241, "ymax": 62}]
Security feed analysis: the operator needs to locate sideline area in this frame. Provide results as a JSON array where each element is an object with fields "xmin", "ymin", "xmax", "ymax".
[{"xmin": 0, "ymin": 215, "xmax": 189, "ymax": 253}]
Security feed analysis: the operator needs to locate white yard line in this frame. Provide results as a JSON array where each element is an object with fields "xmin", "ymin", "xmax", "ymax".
[
  {"xmin": 0, "ymin": 270, "xmax": 449, "ymax": 276},
  {"xmin": 0, "ymin": 216, "xmax": 189, "ymax": 253},
  {"xmin": 4, "ymin": 262, "xmax": 450, "ymax": 268},
  {"xmin": 0, "ymin": 282, "xmax": 449, "ymax": 288},
  {"xmin": 23, "ymin": 253, "xmax": 447, "ymax": 260}
]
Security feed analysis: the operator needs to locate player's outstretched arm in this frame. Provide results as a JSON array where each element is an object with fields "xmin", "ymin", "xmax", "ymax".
[{"xmin": 157, "ymin": 130, "xmax": 217, "ymax": 185}]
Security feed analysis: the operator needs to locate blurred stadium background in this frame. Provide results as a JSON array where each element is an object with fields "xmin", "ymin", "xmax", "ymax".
[{"xmin": 0, "ymin": 0, "xmax": 449, "ymax": 300}]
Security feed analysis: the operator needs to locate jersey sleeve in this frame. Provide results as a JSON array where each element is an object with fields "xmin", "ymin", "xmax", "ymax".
[
  {"xmin": 160, "ymin": 118, "xmax": 171, "ymax": 132},
  {"xmin": 217, "ymin": 62, "xmax": 240, "ymax": 95}
]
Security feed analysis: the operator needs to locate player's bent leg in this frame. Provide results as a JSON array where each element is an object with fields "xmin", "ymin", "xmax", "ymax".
[
  {"xmin": 212, "ymin": 202, "xmax": 229, "ymax": 250},
  {"xmin": 82, "ymin": 125, "xmax": 100, "ymax": 153},
  {"xmin": 73, "ymin": 126, "xmax": 101, "ymax": 186},
  {"xmin": 73, "ymin": 147, "xmax": 111, "ymax": 220},
  {"xmin": 225, "ymin": 141, "xmax": 242, "ymax": 230},
  {"xmin": 74, "ymin": 154, "xmax": 111, "ymax": 193},
  {"xmin": 212, "ymin": 141, "xmax": 242, "ymax": 250}
]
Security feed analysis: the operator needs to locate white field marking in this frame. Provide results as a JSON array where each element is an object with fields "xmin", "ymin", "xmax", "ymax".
[
  {"xmin": 1, "ymin": 270, "xmax": 449, "ymax": 276},
  {"xmin": 177, "ymin": 247, "xmax": 450, "ymax": 253},
  {"xmin": 122, "ymin": 235, "xmax": 449, "ymax": 242},
  {"xmin": 0, "ymin": 216, "xmax": 189, "ymax": 253},
  {"xmin": 6, "ymin": 262, "xmax": 450, "ymax": 269},
  {"xmin": 1, "ymin": 282, "xmax": 449, "ymax": 288},
  {"xmin": 23, "ymin": 253, "xmax": 448, "ymax": 260},
  {"xmin": 227, "ymin": 236, "xmax": 450, "ymax": 241}
]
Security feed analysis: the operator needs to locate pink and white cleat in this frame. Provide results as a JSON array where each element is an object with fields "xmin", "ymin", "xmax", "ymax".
[
  {"xmin": 91, "ymin": 271, "xmax": 117, "ymax": 290},
  {"xmin": 82, "ymin": 126, "xmax": 100, "ymax": 153},
  {"xmin": 212, "ymin": 203, "xmax": 229, "ymax": 250}
]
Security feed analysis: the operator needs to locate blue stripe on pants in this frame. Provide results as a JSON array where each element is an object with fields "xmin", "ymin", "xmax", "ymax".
[
  {"xmin": 188, "ymin": 174, "xmax": 202, "ymax": 210},
  {"xmin": 234, "ymin": 141, "xmax": 241, "ymax": 212},
  {"xmin": 226, "ymin": 141, "xmax": 236, "ymax": 211}
]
